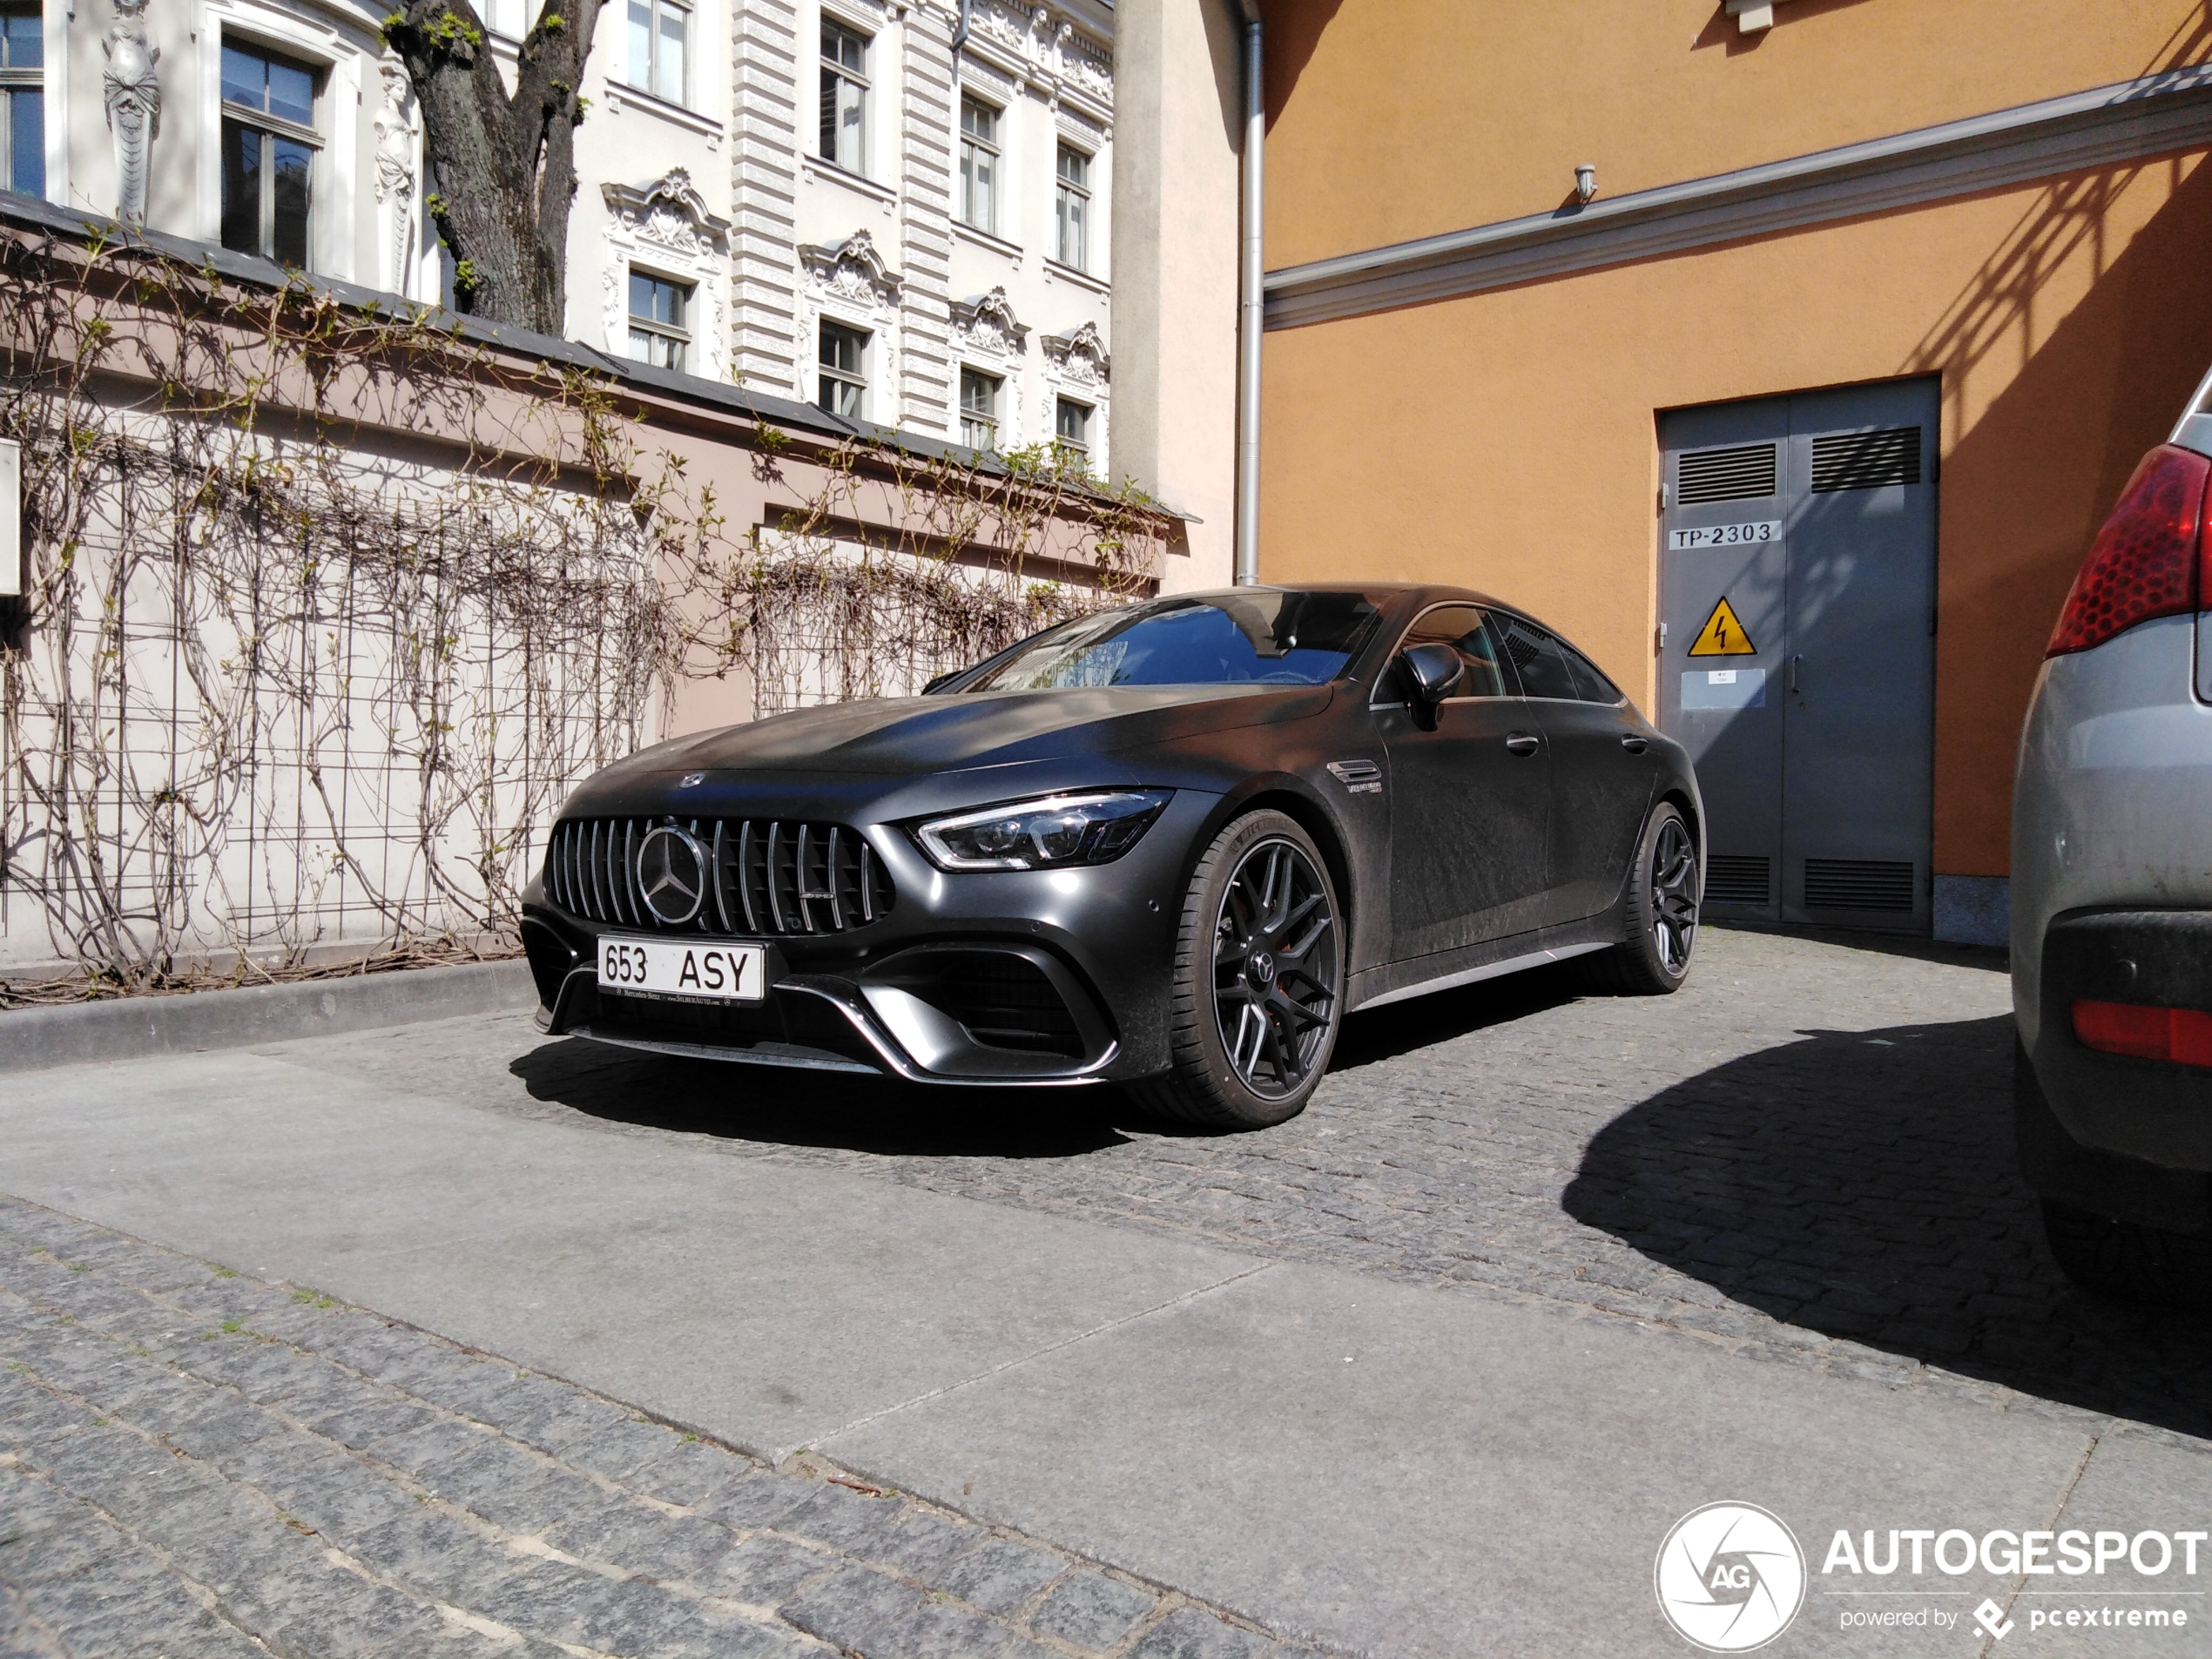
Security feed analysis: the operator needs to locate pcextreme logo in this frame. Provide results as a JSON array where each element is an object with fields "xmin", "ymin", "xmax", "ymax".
[{"xmin": 1655, "ymin": 1502, "xmax": 1808, "ymax": 1652}]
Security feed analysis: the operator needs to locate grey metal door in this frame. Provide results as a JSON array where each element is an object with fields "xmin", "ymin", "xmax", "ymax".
[{"xmin": 1658, "ymin": 380, "xmax": 1938, "ymax": 934}]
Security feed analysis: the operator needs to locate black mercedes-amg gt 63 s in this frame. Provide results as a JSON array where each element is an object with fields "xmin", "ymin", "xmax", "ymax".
[{"xmin": 522, "ymin": 584, "xmax": 1703, "ymax": 1129}]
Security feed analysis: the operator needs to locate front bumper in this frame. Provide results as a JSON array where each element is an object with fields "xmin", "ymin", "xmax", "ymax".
[{"xmin": 520, "ymin": 788, "xmax": 1218, "ymax": 1084}]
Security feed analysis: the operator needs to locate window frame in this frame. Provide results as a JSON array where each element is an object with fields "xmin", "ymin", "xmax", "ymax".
[
  {"xmin": 959, "ymin": 366, "xmax": 1001, "ymax": 452},
  {"xmin": 1053, "ymin": 141, "xmax": 1091, "ymax": 271},
  {"xmin": 1053, "ymin": 395, "xmax": 1091, "ymax": 457},
  {"xmin": 957, "ymin": 93, "xmax": 1001, "ymax": 236},
  {"xmin": 0, "ymin": 3, "xmax": 43, "ymax": 199},
  {"xmin": 219, "ymin": 37, "xmax": 322, "ymax": 269},
  {"xmin": 819, "ymin": 16, "xmax": 872, "ymax": 177},
  {"xmin": 626, "ymin": 268, "xmax": 692, "ymax": 373},
  {"xmin": 817, "ymin": 317, "xmax": 870, "ymax": 420},
  {"xmin": 626, "ymin": 0, "xmax": 692, "ymax": 107}
]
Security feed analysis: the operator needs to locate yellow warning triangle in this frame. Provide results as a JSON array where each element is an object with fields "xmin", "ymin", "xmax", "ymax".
[{"xmin": 1688, "ymin": 596, "xmax": 1757, "ymax": 657}]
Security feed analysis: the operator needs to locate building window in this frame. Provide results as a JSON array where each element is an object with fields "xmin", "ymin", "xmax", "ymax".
[
  {"xmin": 819, "ymin": 19, "xmax": 868, "ymax": 175},
  {"xmin": 818, "ymin": 319, "xmax": 867, "ymax": 418},
  {"xmin": 1054, "ymin": 143, "xmax": 1089, "ymax": 271},
  {"xmin": 960, "ymin": 368, "xmax": 1001, "ymax": 451},
  {"xmin": 0, "ymin": 6, "xmax": 43, "ymax": 199},
  {"xmin": 220, "ymin": 41, "xmax": 317, "ymax": 267},
  {"xmin": 628, "ymin": 271, "xmax": 691, "ymax": 372},
  {"xmin": 627, "ymin": 0, "xmax": 689, "ymax": 105},
  {"xmin": 959, "ymin": 96, "xmax": 999, "ymax": 235},
  {"xmin": 1055, "ymin": 397, "xmax": 1091, "ymax": 457}
]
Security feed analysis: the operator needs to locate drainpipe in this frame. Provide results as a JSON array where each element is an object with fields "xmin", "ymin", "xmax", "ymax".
[
  {"xmin": 1233, "ymin": 0, "xmax": 1264, "ymax": 584},
  {"xmin": 951, "ymin": 0, "xmax": 972, "ymax": 62}
]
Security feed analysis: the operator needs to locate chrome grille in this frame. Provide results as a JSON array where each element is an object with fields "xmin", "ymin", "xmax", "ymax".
[{"xmin": 543, "ymin": 817, "xmax": 894, "ymax": 936}]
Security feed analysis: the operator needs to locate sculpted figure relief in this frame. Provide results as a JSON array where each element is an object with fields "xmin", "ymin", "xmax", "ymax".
[
  {"xmin": 374, "ymin": 62, "xmax": 420, "ymax": 293},
  {"xmin": 103, "ymin": 0, "xmax": 162, "ymax": 223}
]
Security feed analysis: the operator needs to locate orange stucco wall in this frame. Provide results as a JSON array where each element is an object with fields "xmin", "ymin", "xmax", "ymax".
[
  {"xmin": 1254, "ymin": 1, "xmax": 2212, "ymax": 880},
  {"xmin": 1260, "ymin": 0, "xmax": 2211, "ymax": 269}
]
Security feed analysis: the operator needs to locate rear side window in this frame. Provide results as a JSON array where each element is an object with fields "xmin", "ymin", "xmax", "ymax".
[
  {"xmin": 1561, "ymin": 643, "xmax": 1623, "ymax": 705},
  {"xmin": 1377, "ymin": 604, "xmax": 1512, "ymax": 701},
  {"xmin": 1490, "ymin": 614, "xmax": 1580, "ymax": 701}
]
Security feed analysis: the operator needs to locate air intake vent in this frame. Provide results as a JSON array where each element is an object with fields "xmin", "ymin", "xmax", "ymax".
[
  {"xmin": 1676, "ymin": 443, "xmax": 1777, "ymax": 504},
  {"xmin": 922, "ymin": 951, "xmax": 1085, "ymax": 1057},
  {"xmin": 543, "ymin": 817, "xmax": 894, "ymax": 936},
  {"xmin": 1803, "ymin": 858, "xmax": 1916, "ymax": 912},
  {"xmin": 1704, "ymin": 855, "xmax": 1771, "ymax": 906},
  {"xmin": 1811, "ymin": 427, "xmax": 1922, "ymax": 493}
]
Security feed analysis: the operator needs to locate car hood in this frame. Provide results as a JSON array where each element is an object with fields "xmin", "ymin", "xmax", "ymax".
[{"xmin": 613, "ymin": 683, "xmax": 1339, "ymax": 779}]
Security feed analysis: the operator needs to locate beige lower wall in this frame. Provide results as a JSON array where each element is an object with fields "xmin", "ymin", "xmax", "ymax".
[{"xmin": 1256, "ymin": 152, "xmax": 2212, "ymax": 877}]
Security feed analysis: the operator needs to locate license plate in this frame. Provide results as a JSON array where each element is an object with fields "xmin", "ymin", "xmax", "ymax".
[
  {"xmin": 1669, "ymin": 520, "xmax": 1781, "ymax": 550},
  {"xmin": 597, "ymin": 936, "xmax": 766, "ymax": 1002}
]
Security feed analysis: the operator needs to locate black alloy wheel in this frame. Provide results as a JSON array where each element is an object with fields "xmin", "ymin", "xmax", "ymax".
[
  {"xmin": 1133, "ymin": 809, "xmax": 1345, "ymax": 1130},
  {"xmin": 1584, "ymin": 800, "xmax": 1700, "ymax": 995}
]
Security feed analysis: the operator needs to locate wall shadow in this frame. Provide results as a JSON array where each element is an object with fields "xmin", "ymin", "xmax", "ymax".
[
  {"xmin": 1690, "ymin": 0, "xmax": 1884, "ymax": 57},
  {"xmin": 1260, "ymin": 0, "xmax": 1345, "ymax": 129},
  {"xmin": 1563, "ymin": 1017, "xmax": 2212, "ymax": 1437}
]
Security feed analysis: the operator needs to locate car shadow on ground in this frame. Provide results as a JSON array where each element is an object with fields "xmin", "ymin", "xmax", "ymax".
[
  {"xmin": 1561, "ymin": 1015, "xmax": 2212, "ymax": 1439},
  {"xmin": 509, "ymin": 1038, "xmax": 1142, "ymax": 1157},
  {"xmin": 510, "ymin": 963, "xmax": 1587, "ymax": 1158}
]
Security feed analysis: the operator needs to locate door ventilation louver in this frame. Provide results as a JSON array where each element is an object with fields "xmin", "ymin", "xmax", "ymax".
[
  {"xmin": 1811, "ymin": 427, "xmax": 1922, "ymax": 493},
  {"xmin": 1676, "ymin": 442, "xmax": 1777, "ymax": 504},
  {"xmin": 1803, "ymin": 858, "xmax": 1916, "ymax": 912},
  {"xmin": 1703, "ymin": 855, "xmax": 1771, "ymax": 906},
  {"xmin": 543, "ymin": 817, "xmax": 895, "ymax": 936}
]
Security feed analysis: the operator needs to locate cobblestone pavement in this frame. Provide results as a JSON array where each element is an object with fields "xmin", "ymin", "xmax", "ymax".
[
  {"xmin": 364, "ymin": 925, "xmax": 2206, "ymax": 1440},
  {"xmin": 0, "ymin": 1197, "xmax": 1324, "ymax": 1659}
]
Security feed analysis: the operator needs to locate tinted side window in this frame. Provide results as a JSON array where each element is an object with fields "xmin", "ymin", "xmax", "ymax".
[
  {"xmin": 1561, "ymin": 643, "xmax": 1623, "ymax": 705},
  {"xmin": 1377, "ymin": 604, "xmax": 1510, "ymax": 701},
  {"xmin": 1491, "ymin": 614, "xmax": 1579, "ymax": 700}
]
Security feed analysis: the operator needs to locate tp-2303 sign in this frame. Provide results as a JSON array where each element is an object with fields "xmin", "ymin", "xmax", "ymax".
[{"xmin": 1669, "ymin": 521, "xmax": 1780, "ymax": 550}]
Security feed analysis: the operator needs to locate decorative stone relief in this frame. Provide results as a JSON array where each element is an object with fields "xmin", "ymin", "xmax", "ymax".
[
  {"xmin": 373, "ymin": 62, "xmax": 419, "ymax": 296},
  {"xmin": 797, "ymin": 229, "xmax": 902, "ymax": 314},
  {"xmin": 601, "ymin": 169, "xmax": 735, "ymax": 380},
  {"xmin": 1042, "ymin": 320, "xmax": 1109, "ymax": 387},
  {"xmin": 102, "ymin": 0, "xmax": 162, "ymax": 224},
  {"xmin": 948, "ymin": 287, "xmax": 1028, "ymax": 360}
]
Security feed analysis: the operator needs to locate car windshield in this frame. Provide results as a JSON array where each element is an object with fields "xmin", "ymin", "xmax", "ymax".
[{"xmin": 960, "ymin": 591, "xmax": 1383, "ymax": 691}]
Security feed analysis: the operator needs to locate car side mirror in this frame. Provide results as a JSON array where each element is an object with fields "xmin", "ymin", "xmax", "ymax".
[
  {"xmin": 1400, "ymin": 644, "xmax": 1462, "ymax": 707},
  {"xmin": 921, "ymin": 671, "xmax": 960, "ymax": 695}
]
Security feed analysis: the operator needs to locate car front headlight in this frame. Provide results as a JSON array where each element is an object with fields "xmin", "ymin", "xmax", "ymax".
[{"xmin": 914, "ymin": 790, "xmax": 1172, "ymax": 872}]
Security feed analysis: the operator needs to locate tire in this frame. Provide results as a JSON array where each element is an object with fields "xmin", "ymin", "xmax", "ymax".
[
  {"xmin": 1581, "ymin": 801, "xmax": 1699, "ymax": 995},
  {"xmin": 1128, "ymin": 810, "xmax": 1345, "ymax": 1131},
  {"xmin": 2040, "ymin": 1198, "xmax": 2212, "ymax": 1310}
]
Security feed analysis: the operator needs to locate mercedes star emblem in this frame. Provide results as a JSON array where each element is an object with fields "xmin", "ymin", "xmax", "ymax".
[
  {"xmin": 678, "ymin": 772, "xmax": 705, "ymax": 787},
  {"xmin": 636, "ymin": 824, "xmax": 707, "ymax": 925}
]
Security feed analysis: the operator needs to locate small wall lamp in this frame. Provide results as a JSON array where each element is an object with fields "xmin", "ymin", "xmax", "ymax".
[
  {"xmin": 1725, "ymin": 0, "xmax": 1777, "ymax": 30},
  {"xmin": 1574, "ymin": 164, "xmax": 1596, "ymax": 204}
]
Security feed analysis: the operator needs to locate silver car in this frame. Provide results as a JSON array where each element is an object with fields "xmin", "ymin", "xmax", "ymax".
[{"xmin": 2013, "ymin": 370, "xmax": 2212, "ymax": 1305}]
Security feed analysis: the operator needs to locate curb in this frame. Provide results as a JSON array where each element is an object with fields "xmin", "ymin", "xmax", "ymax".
[{"xmin": 1, "ymin": 961, "xmax": 541, "ymax": 1072}]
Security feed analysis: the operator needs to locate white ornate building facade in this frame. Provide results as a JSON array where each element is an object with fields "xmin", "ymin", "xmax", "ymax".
[{"xmin": 29, "ymin": 0, "xmax": 1112, "ymax": 459}]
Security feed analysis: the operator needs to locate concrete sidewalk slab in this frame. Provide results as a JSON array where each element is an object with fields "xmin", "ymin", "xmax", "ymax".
[
  {"xmin": 0, "ymin": 1042, "xmax": 1253, "ymax": 1462},
  {"xmin": 4, "ymin": 1015, "xmax": 2205, "ymax": 1656}
]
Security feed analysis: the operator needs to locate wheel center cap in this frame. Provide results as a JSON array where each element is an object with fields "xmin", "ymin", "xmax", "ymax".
[{"xmin": 1246, "ymin": 950, "xmax": 1277, "ymax": 990}]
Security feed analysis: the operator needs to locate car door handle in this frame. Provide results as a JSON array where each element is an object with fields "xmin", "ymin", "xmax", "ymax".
[
  {"xmin": 1505, "ymin": 733, "xmax": 1541, "ymax": 757},
  {"xmin": 1621, "ymin": 736, "xmax": 1649, "ymax": 753}
]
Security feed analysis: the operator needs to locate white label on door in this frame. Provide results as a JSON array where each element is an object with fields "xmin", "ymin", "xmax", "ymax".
[
  {"xmin": 1709, "ymin": 670, "xmax": 1737, "ymax": 685},
  {"xmin": 1670, "ymin": 521, "xmax": 1781, "ymax": 550}
]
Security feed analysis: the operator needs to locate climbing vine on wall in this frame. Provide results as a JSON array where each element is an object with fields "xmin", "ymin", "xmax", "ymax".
[{"xmin": 0, "ymin": 226, "xmax": 1166, "ymax": 1000}]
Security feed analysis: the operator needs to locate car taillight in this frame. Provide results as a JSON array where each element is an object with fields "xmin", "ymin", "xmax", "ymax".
[
  {"xmin": 2046, "ymin": 444, "xmax": 2212, "ymax": 657},
  {"xmin": 2072, "ymin": 998, "xmax": 2212, "ymax": 1066}
]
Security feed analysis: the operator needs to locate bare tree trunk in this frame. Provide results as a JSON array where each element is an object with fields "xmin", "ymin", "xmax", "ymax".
[{"xmin": 384, "ymin": 0, "xmax": 602, "ymax": 335}]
